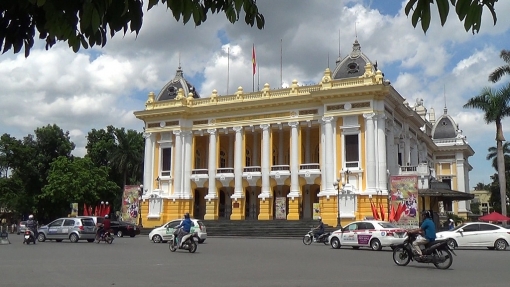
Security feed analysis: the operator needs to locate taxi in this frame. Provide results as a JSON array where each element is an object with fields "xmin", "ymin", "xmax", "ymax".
[{"xmin": 329, "ymin": 220, "xmax": 406, "ymax": 251}]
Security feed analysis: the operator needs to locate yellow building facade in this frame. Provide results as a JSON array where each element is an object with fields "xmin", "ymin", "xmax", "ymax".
[{"xmin": 134, "ymin": 40, "xmax": 474, "ymax": 228}]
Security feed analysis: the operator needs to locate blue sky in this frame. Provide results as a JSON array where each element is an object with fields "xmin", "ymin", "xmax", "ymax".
[{"xmin": 1, "ymin": 0, "xmax": 510, "ymax": 189}]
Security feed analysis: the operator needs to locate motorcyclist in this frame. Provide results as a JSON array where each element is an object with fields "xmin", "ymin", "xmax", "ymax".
[
  {"xmin": 175, "ymin": 213, "xmax": 192, "ymax": 248},
  {"xmin": 97, "ymin": 215, "xmax": 111, "ymax": 239},
  {"xmin": 312, "ymin": 217, "xmax": 325, "ymax": 241},
  {"xmin": 408, "ymin": 210, "xmax": 436, "ymax": 257},
  {"xmin": 26, "ymin": 215, "xmax": 38, "ymax": 243}
]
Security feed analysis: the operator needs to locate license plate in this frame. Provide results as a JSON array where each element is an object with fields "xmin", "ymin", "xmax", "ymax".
[{"xmin": 24, "ymin": 235, "xmax": 30, "ymax": 239}]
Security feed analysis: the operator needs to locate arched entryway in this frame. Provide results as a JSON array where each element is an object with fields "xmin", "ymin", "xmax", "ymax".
[
  {"xmin": 193, "ymin": 188, "xmax": 207, "ymax": 219},
  {"xmin": 273, "ymin": 185, "xmax": 290, "ymax": 219},
  {"xmin": 245, "ymin": 187, "xmax": 260, "ymax": 220},
  {"xmin": 302, "ymin": 184, "xmax": 320, "ymax": 219},
  {"xmin": 219, "ymin": 188, "xmax": 232, "ymax": 219}
]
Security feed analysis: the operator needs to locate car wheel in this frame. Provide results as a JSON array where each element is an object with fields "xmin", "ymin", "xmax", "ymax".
[
  {"xmin": 370, "ymin": 239, "xmax": 382, "ymax": 251},
  {"xmin": 330, "ymin": 237, "xmax": 341, "ymax": 249},
  {"xmin": 447, "ymin": 239, "xmax": 457, "ymax": 250},
  {"xmin": 198, "ymin": 239, "xmax": 205, "ymax": 244},
  {"xmin": 116, "ymin": 230, "xmax": 123, "ymax": 237},
  {"xmin": 69, "ymin": 233, "xmax": 79, "ymax": 243},
  {"xmin": 152, "ymin": 234, "xmax": 162, "ymax": 243},
  {"xmin": 37, "ymin": 233, "xmax": 46, "ymax": 242},
  {"xmin": 494, "ymin": 239, "xmax": 508, "ymax": 251}
]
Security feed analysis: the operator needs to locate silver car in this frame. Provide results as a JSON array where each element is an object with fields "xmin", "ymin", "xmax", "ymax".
[{"xmin": 37, "ymin": 217, "xmax": 96, "ymax": 243}]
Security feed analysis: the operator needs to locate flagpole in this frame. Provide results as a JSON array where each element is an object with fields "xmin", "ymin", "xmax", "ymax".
[
  {"xmin": 280, "ymin": 39, "xmax": 283, "ymax": 88},
  {"xmin": 252, "ymin": 43, "xmax": 255, "ymax": 92},
  {"xmin": 227, "ymin": 46, "xmax": 230, "ymax": 95}
]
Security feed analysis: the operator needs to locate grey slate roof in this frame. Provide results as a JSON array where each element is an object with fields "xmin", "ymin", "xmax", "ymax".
[
  {"xmin": 432, "ymin": 109, "xmax": 457, "ymax": 139},
  {"xmin": 332, "ymin": 39, "xmax": 376, "ymax": 80},
  {"xmin": 156, "ymin": 67, "xmax": 200, "ymax": 101}
]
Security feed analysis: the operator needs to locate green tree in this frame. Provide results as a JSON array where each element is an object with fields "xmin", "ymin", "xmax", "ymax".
[
  {"xmin": 489, "ymin": 50, "xmax": 510, "ymax": 83},
  {"xmin": 109, "ymin": 127, "xmax": 144, "ymax": 190},
  {"xmin": 470, "ymin": 201, "xmax": 481, "ymax": 215},
  {"xmin": 39, "ymin": 156, "xmax": 119, "ymax": 219},
  {"xmin": 464, "ymin": 83, "xmax": 510, "ymax": 217},
  {"xmin": 0, "ymin": 0, "xmax": 264, "ymax": 57},
  {"xmin": 85, "ymin": 126, "xmax": 116, "ymax": 167},
  {"xmin": 0, "ymin": 0, "xmax": 499, "ymax": 57},
  {"xmin": 486, "ymin": 142, "xmax": 510, "ymax": 171}
]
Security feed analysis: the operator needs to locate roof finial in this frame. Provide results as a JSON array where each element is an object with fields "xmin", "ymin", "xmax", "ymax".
[
  {"xmin": 178, "ymin": 52, "xmax": 181, "ymax": 69},
  {"xmin": 338, "ymin": 29, "xmax": 341, "ymax": 58},
  {"xmin": 443, "ymin": 84, "xmax": 447, "ymax": 114},
  {"xmin": 355, "ymin": 21, "xmax": 358, "ymax": 40}
]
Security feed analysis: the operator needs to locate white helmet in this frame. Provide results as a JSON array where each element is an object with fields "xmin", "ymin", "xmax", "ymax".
[
  {"xmin": 105, "ymin": 215, "xmax": 109, "ymax": 218},
  {"xmin": 318, "ymin": 216, "xmax": 322, "ymax": 221},
  {"xmin": 28, "ymin": 215, "xmax": 34, "ymax": 219}
]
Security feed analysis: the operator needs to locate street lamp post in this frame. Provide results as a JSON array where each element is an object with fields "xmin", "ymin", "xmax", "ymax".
[
  {"xmin": 137, "ymin": 184, "xmax": 143, "ymax": 227},
  {"xmin": 333, "ymin": 169, "xmax": 351, "ymax": 228}
]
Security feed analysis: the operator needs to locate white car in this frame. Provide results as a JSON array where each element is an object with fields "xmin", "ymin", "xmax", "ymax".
[
  {"xmin": 149, "ymin": 219, "xmax": 207, "ymax": 244},
  {"xmin": 437, "ymin": 222, "xmax": 510, "ymax": 251},
  {"xmin": 329, "ymin": 220, "xmax": 407, "ymax": 251}
]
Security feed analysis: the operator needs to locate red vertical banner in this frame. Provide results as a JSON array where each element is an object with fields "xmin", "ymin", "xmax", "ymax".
[{"xmin": 252, "ymin": 44, "xmax": 256, "ymax": 75}]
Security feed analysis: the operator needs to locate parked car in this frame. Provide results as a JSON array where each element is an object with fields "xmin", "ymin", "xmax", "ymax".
[
  {"xmin": 149, "ymin": 219, "xmax": 207, "ymax": 244},
  {"xmin": 17, "ymin": 221, "xmax": 27, "ymax": 235},
  {"xmin": 110, "ymin": 221, "xmax": 140, "ymax": 237},
  {"xmin": 329, "ymin": 220, "xmax": 407, "ymax": 251},
  {"xmin": 37, "ymin": 217, "xmax": 97, "ymax": 243},
  {"xmin": 436, "ymin": 222, "xmax": 510, "ymax": 251}
]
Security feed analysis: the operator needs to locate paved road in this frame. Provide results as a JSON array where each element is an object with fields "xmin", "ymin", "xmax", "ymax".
[{"xmin": 0, "ymin": 234, "xmax": 509, "ymax": 287}]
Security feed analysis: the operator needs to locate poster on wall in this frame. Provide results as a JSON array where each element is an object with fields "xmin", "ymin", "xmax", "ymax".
[
  {"xmin": 313, "ymin": 203, "xmax": 321, "ymax": 220},
  {"xmin": 121, "ymin": 185, "xmax": 140, "ymax": 225},
  {"xmin": 390, "ymin": 175, "xmax": 419, "ymax": 228},
  {"xmin": 275, "ymin": 197, "xmax": 287, "ymax": 219}
]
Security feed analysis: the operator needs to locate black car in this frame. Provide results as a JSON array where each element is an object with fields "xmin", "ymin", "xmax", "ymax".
[{"xmin": 110, "ymin": 221, "xmax": 140, "ymax": 237}]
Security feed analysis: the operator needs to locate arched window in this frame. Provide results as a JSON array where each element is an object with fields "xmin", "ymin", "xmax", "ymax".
[
  {"xmin": 245, "ymin": 149, "xmax": 251, "ymax": 166},
  {"xmin": 220, "ymin": 151, "xmax": 226, "ymax": 168}
]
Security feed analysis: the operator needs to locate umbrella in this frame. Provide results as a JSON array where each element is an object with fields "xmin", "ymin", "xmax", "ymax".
[{"xmin": 479, "ymin": 212, "xmax": 510, "ymax": 222}]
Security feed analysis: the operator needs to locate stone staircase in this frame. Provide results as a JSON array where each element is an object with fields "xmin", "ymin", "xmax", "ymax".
[{"xmin": 141, "ymin": 219, "xmax": 338, "ymax": 238}]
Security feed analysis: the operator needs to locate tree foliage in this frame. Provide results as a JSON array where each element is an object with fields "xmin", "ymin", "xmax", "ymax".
[
  {"xmin": 489, "ymin": 49, "xmax": 510, "ymax": 83},
  {"xmin": 40, "ymin": 156, "xmax": 119, "ymax": 217},
  {"xmin": 0, "ymin": 0, "xmax": 265, "ymax": 57},
  {"xmin": 405, "ymin": 0, "xmax": 498, "ymax": 34},
  {"xmin": 0, "ymin": 0, "xmax": 500, "ymax": 57}
]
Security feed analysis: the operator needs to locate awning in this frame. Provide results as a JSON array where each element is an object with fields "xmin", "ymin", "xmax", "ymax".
[{"xmin": 418, "ymin": 188, "xmax": 474, "ymax": 201}]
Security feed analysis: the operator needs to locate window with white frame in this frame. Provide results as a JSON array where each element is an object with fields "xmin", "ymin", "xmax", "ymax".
[
  {"xmin": 344, "ymin": 134, "xmax": 359, "ymax": 168},
  {"xmin": 161, "ymin": 147, "xmax": 172, "ymax": 177},
  {"xmin": 148, "ymin": 194, "xmax": 162, "ymax": 218}
]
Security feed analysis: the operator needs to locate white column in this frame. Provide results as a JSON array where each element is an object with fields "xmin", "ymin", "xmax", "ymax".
[
  {"xmin": 252, "ymin": 131, "xmax": 259, "ymax": 166},
  {"xmin": 228, "ymin": 132, "xmax": 234, "ymax": 168},
  {"xmin": 143, "ymin": 132, "xmax": 154, "ymax": 193},
  {"xmin": 456, "ymin": 152, "xmax": 468, "ymax": 212},
  {"xmin": 404, "ymin": 133, "xmax": 411, "ymax": 166},
  {"xmin": 173, "ymin": 130, "xmax": 183, "ymax": 197},
  {"xmin": 260, "ymin": 124, "xmax": 271, "ymax": 198},
  {"xmin": 305, "ymin": 126, "xmax": 310, "ymax": 163},
  {"xmin": 289, "ymin": 122, "xmax": 300, "ymax": 197},
  {"xmin": 233, "ymin": 126, "xmax": 244, "ymax": 198},
  {"xmin": 278, "ymin": 127, "xmax": 284, "ymax": 165},
  {"xmin": 182, "ymin": 131, "xmax": 193, "ymax": 198},
  {"xmin": 364, "ymin": 113, "xmax": 376, "ymax": 193},
  {"xmin": 321, "ymin": 116, "xmax": 335, "ymax": 194},
  {"xmin": 206, "ymin": 129, "xmax": 217, "ymax": 199},
  {"xmin": 377, "ymin": 115, "xmax": 388, "ymax": 193}
]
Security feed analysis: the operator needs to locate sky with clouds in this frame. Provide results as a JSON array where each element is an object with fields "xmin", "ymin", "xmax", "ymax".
[{"xmin": 1, "ymin": 0, "xmax": 509, "ymax": 189}]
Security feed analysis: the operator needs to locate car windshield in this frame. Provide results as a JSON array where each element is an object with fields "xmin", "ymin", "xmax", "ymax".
[
  {"xmin": 378, "ymin": 222, "xmax": 398, "ymax": 228},
  {"xmin": 81, "ymin": 218, "xmax": 95, "ymax": 226}
]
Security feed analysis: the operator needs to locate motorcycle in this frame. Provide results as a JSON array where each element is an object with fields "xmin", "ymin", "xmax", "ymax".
[
  {"xmin": 23, "ymin": 230, "xmax": 36, "ymax": 245},
  {"xmin": 303, "ymin": 229, "xmax": 330, "ymax": 245},
  {"xmin": 169, "ymin": 228, "xmax": 197, "ymax": 253},
  {"xmin": 391, "ymin": 231, "xmax": 456, "ymax": 270},
  {"xmin": 96, "ymin": 229, "xmax": 114, "ymax": 244}
]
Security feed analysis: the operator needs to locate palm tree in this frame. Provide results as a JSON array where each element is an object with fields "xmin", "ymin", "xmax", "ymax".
[
  {"xmin": 464, "ymin": 83, "xmax": 510, "ymax": 217},
  {"xmin": 486, "ymin": 142, "xmax": 510, "ymax": 170},
  {"xmin": 489, "ymin": 50, "xmax": 510, "ymax": 83},
  {"xmin": 109, "ymin": 128, "xmax": 144, "ymax": 191}
]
